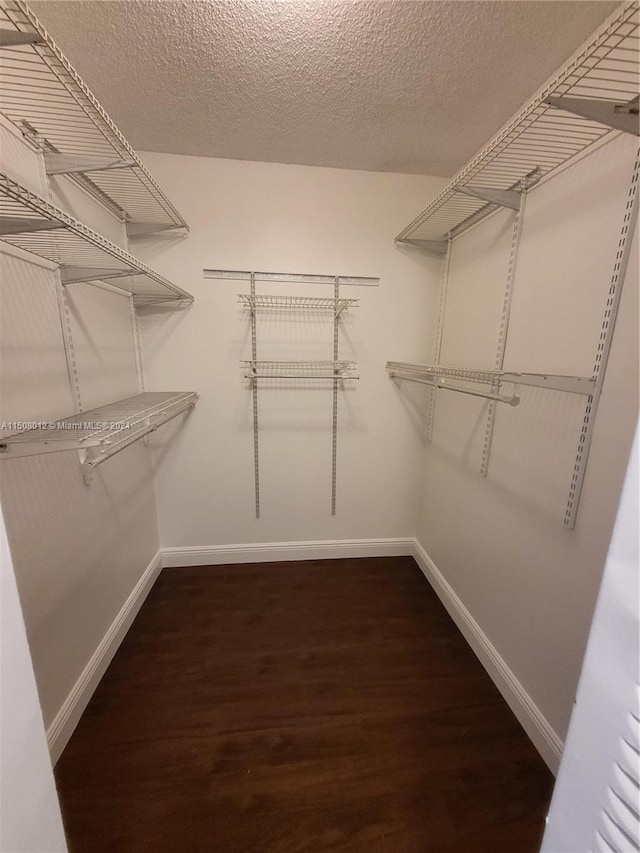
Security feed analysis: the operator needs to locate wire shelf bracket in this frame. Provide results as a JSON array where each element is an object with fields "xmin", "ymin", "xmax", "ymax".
[
  {"xmin": 0, "ymin": 0, "xmax": 189, "ymax": 233},
  {"xmin": 0, "ymin": 391, "xmax": 198, "ymax": 484},
  {"xmin": 0, "ymin": 173, "xmax": 194, "ymax": 305},
  {"xmin": 545, "ymin": 96, "xmax": 640, "ymax": 137},
  {"xmin": 44, "ymin": 153, "xmax": 137, "ymax": 176},
  {"xmin": 395, "ymin": 239, "xmax": 449, "ymax": 254},
  {"xmin": 456, "ymin": 186, "xmax": 521, "ymax": 210}
]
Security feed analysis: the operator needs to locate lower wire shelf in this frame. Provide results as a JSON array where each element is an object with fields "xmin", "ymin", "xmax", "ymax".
[
  {"xmin": 0, "ymin": 391, "xmax": 198, "ymax": 482},
  {"xmin": 242, "ymin": 360, "xmax": 359, "ymax": 380}
]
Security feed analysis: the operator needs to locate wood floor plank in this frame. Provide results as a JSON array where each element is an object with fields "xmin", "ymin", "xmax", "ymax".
[{"xmin": 54, "ymin": 557, "xmax": 554, "ymax": 852}]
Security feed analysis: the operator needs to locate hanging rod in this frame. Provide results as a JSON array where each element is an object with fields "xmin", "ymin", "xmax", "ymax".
[
  {"xmin": 388, "ymin": 368, "xmax": 519, "ymax": 406},
  {"xmin": 386, "ymin": 362, "xmax": 595, "ymax": 397},
  {"xmin": 242, "ymin": 360, "xmax": 359, "ymax": 380}
]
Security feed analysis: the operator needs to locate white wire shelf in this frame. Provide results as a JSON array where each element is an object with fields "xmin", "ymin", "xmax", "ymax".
[
  {"xmin": 242, "ymin": 360, "xmax": 359, "ymax": 380},
  {"xmin": 0, "ymin": 0, "xmax": 188, "ymax": 234},
  {"xmin": 386, "ymin": 361, "xmax": 595, "ymax": 405},
  {"xmin": 396, "ymin": 4, "xmax": 639, "ymax": 244},
  {"xmin": 0, "ymin": 391, "xmax": 198, "ymax": 481},
  {"xmin": 238, "ymin": 294, "xmax": 359, "ymax": 314},
  {"xmin": 0, "ymin": 174, "xmax": 194, "ymax": 304}
]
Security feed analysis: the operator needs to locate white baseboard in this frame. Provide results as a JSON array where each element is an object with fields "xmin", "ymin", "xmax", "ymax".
[
  {"xmin": 412, "ymin": 539, "xmax": 563, "ymax": 773},
  {"xmin": 161, "ymin": 538, "xmax": 415, "ymax": 568},
  {"xmin": 47, "ymin": 550, "xmax": 162, "ymax": 764}
]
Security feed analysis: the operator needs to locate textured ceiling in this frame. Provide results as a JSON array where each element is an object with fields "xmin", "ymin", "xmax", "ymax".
[{"xmin": 30, "ymin": 0, "xmax": 619, "ymax": 176}]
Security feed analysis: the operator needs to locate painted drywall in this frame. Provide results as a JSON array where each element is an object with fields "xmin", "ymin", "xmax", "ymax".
[
  {"xmin": 0, "ymin": 116, "xmax": 160, "ymax": 737},
  {"xmin": 0, "ymin": 506, "xmax": 67, "ymax": 852},
  {"xmin": 134, "ymin": 152, "xmax": 446, "ymax": 548},
  {"xmin": 415, "ymin": 132, "xmax": 639, "ymax": 749}
]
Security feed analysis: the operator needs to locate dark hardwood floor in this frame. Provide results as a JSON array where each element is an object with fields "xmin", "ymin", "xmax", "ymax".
[{"xmin": 54, "ymin": 557, "xmax": 554, "ymax": 852}]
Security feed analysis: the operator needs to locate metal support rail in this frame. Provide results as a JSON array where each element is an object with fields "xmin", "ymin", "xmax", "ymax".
[
  {"xmin": 0, "ymin": 391, "xmax": 198, "ymax": 483},
  {"xmin": 0, "ymin": 0, "xmax": 188, "ymax": 233},
  {"xmin": 0, "ymin": 174, "xmax": 193, "ymax": 305}
]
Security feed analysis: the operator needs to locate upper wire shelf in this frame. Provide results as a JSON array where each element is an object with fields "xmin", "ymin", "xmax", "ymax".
[
  {"xmin": 0, "ymin": 173, "xmax": 194, "ymax": 305},
  {"xmin": 238, "ymin": 294, "xmax": 359, "ymax": 314},
  {"xmin": 0, "ymin": 0, "xmax": 188, "ymax": 235},
  {"xmin": 243, "ymin": 360, "xmax": 359, "ymax": 380},
  {"xmin": 0, "ymin": 391, "xmax": 198, "ymax": 481},
  {"xmin": 205, "ymin": 269, "xmax": 379, "ymax": 287},
  {"xmin": 396, "ymin": 4, "xmax": 639, "ymax": 244}
]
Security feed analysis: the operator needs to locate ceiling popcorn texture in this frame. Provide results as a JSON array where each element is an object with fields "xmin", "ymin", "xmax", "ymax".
[{"xmin": 30, "ymin": 0, "xmax": 619, "ymax": 176}]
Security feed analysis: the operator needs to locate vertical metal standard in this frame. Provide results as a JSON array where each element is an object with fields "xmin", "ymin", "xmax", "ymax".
[
  {"xmin": 250, "ymin": 273, "xmax": 260, "ymax": 518},
  {"xmin": 129, "ymin": 296, "xmax": 146, "ymax": 393},
  {"xmin": 564, "ymin": 148, "xmax": 640, "ymax": 528},
  {"xmin": 481, "ymin": 190, "xmax": 527, "ymax": 476},
  {"xmin": 331, "ymin": 277, "xmax": 340, "ymax": 515},
  {"xmin": 55, "ymin": 276, "xmax": 83, "ymax": 414},
  {"xmin": 426, "ymin": 239, "xmax": 452, "ymax": 442}
]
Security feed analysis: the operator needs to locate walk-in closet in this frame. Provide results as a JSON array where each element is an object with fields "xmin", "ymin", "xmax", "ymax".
[{"xmin": 0, "ymin": 2, "xmax": 638, "ymax": 851}]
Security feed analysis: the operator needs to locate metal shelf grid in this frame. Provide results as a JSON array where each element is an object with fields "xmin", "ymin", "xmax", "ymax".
[
  {"xmin": 0, "ymin": 0, "xmax": 188, "ymax": 232},
  {"xmin": 0, "ymin": 174, "xmax": 194, "ymax": 304},
  {"xmin": 0, "ymin": 391, "xmax": 198, "ymax": 477},
  {"xmin": 243, "ymin": 360, "xmax": 359, "ymax": 380},
  {"xmin": 238, "ymin": 294, "xmax": 359, "ymax": 313},
  {"xmin": 397, "ymin": 4, "xmax": 639, "ymax": 243}
]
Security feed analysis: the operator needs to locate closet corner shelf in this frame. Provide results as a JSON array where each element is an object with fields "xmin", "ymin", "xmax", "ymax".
[
  {"xmin": 0, "ymin": 0, "xmax": 188, "ymax": 234},
  {"xmin": 243, "ymin": 360, "xmax": 359, "ymax": 380},
  {"xmin": 0, "ymin": 391, "xmax": 198, "ymax": 481},
  {"xmin": 396, "ymin": 3, "xmax": 639, "ymax": 245},
  {"xmin": 386, "ymin": 361, "xmax": 595, "ymax": 405},
  {"xmin": 0, "ymin": 174, "xmax": 194, "ymax": 305},
  {"xmin": 238, "ymin": 294, "xmax": 359, "ymax": 315}
]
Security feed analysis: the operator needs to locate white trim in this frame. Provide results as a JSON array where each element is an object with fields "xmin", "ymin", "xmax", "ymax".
[
  {"xmin": 161, "ymin": 538, "xmax": 415, "ymax": 568},
  {"xmin": 47, "ymin": 550, "xmax": 162, "ymax": 764},
  {"xmin": 412, "ymin": 539, "xmax": 564, "ymax": 774}
]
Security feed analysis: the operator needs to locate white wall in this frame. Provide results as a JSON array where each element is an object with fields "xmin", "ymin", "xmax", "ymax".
[
  {"xmin": 0, "ymin": 117, "xmax": 160, "ymax": 747},
  {"xmin": 0, "ymin": 506, "xmax": 66, "ymax": 853},
  {"xmin": 415, "ymin": 132, "xmax": 639, "ymax": 763},
  {"xmin": 135, "ymin": 152, "xmax": 446, "ymax": 549}
]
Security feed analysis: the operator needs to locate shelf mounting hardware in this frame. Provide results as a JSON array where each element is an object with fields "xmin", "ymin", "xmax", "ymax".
[
  {"xmin": 0, "ymin": 216, "xmax": 64, "ymax": 235},
  {"xmin": 44, "ymin": 154, "xmax": 137, "ymax": 176},
  {"xmin": 395, "ymin": 239, "xmax": 449, "ymax": 254},
  {"xmin": 59, "ymin": 266, "xmax": 139, "ymax": 285},
  {"xmin": 0, "ymin": 29, "xmax": 43, "ymax": 46},
  {"xmin": 545, "ymin": 96, "xmax": 640, "ymax": 137},
  {"xmin": 455, "ymin": 186, "xmax": 521, "ymax": 210}
]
